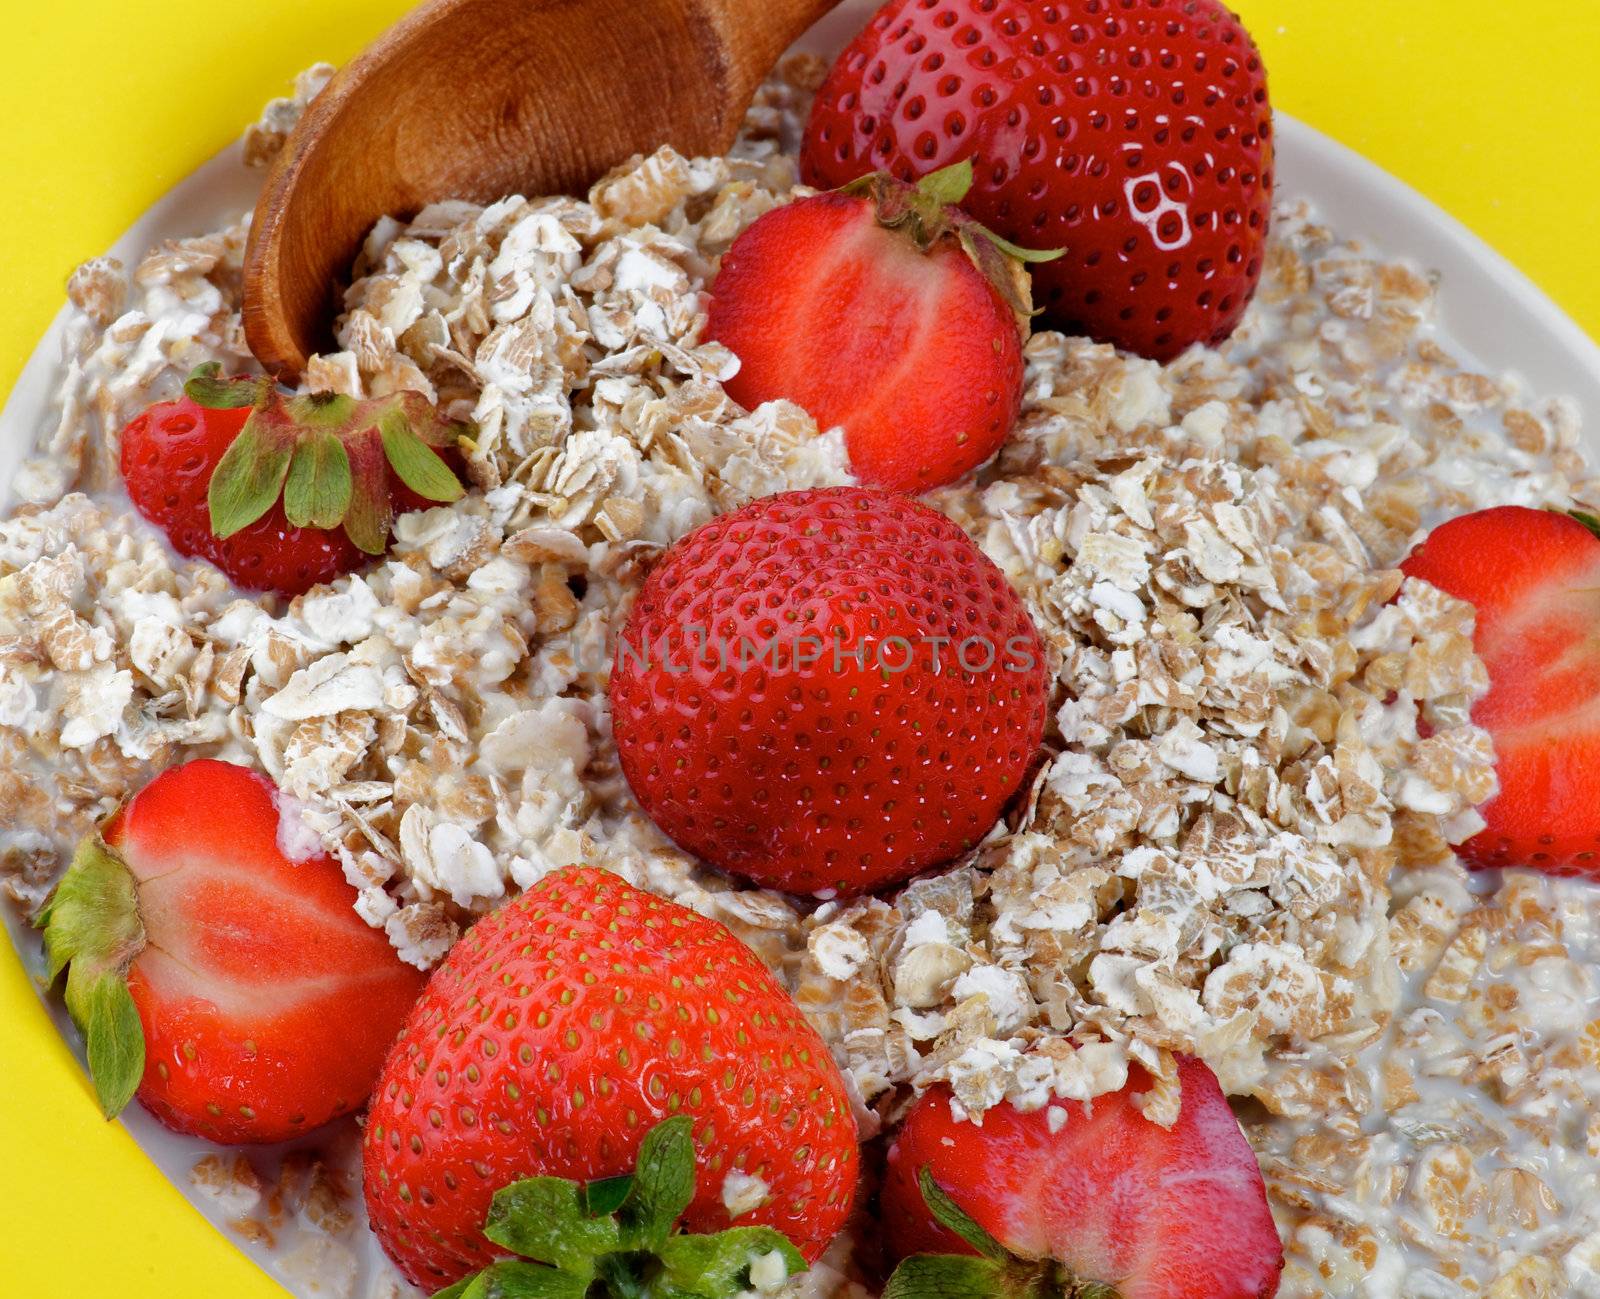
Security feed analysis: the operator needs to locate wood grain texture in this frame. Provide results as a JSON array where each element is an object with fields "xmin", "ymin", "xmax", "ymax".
[{"xmin": 243, "ymin": 0, "xmax": 842, "ymax": 379}]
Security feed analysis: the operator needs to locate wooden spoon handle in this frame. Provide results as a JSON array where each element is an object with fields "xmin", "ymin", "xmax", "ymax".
[{"xmin": 243, "ymin": 0, "xmax": 847, "ymax": 380}]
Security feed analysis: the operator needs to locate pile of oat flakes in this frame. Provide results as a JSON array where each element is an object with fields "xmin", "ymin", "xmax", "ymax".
[{"xmin": 6, "ymin": 57, "xmax": 1600, "ymax": 1299}]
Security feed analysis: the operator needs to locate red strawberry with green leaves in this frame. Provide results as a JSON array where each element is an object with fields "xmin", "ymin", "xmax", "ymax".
[
  {"xmin": 802, "ymin": 0, "xmax": 1274, "ymax": 361},
  {"xmin": 882, "ymin": 1059, "xmax": 1283, "ymax": 1299},
  {"xmin": 431, "ymin": 1115, "xmax": 812, "ymax": 1299},
  {"xmin": 362, "ymin": 865, "xmax": 858, "ymax": 1291},
  {"xmin": 608, "ymin": 486, "xmax": 1050, "ymax": 897},
  {"xmin": 37, "ymin": 759, "xmax": 425, "ymax": 1143},
  {"xmin": 707, "ymin": 161, "xmax": 1058, "ymax": 492},
  {"xmin": 120, "ymin": 362, "xmax": 467, "ymax": 597},
  {"xmin": 1400, "ymin": 504, "xmax": 1600, "ymax": 876}
]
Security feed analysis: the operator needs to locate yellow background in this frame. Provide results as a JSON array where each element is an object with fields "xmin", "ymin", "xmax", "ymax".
[{"xmin": 2, "ymin": 1, "xmax": 1598, "ymax": 1295}]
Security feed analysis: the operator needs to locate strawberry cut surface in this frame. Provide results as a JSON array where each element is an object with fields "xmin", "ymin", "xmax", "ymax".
[
  {"xmin": 883, "ymin": 1060, "xmax": 1283, "ymax": 1299},
  {"xmin": 1401, "ymin": 504, "xmax": 1600, "ymax": 874}
]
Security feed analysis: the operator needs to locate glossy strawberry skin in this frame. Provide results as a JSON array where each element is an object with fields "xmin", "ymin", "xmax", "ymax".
[
  {"xmin": 609, "ymin": 487, "xmax": 1050, "ymax": 896},
  {"xmin": 1400, "ymin": 505, "xmax": 1600, "ymax": 876},
  {"xmin": 707, "ymin": 191, "xmax": 1024, "ymax": 491},
  {"xmin": 362, "ymin": 866, "xmax": 859, "ymax": 1290},
  {"xmin": 106, "ymin": 760, "xmax": 425, "ymax": 1143},
  {"xmin": 120, "ymin": 396, "xmax": 447, "ymax": 597},
  {"xmin": 883, "ymin": 1062, "xmax": 1283, "ymax": 1298},
  {"xmin": 802, "ymin": 0, "xmax": 1273, "ymax": 361}
]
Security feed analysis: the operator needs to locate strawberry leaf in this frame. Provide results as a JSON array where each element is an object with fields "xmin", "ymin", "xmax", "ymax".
[
  {"xmin": 37, "ymin": 839, "xmax": 141, "ymax": 983},
  {"xmin": 80, "ymin": 972, "xmax": 144, "ymax": 1120},
  {"xmin": 208, "ymin": 415, "xmax": 296, "ymax": 539},
  {"xmin": 37, "ymin": 837, "xmax": 149, "ymax": 1118},
  {"xmin": 457, "ymin": 1260, "xmax": 590, "ymax": 1299},
  {"xmin": 620, "ymin": 1113, "xmax": 697, "ymax": 1251},
  {"xmin": 286, "ymin": 391, "xmax": 360, "ymax": 430},
  {"xmin": 343, "ymin": 428, "xmax": 396, "ymax": 556},
  {"xmin": 658, "ymin": 1228, "xmax": 806, "ymax": 1298},
  {"xmin": 978, "ymin": 228, "xmax": 1064, "ymax": 265},
  {"xmin": 958, "ymin": 231, "xmax": 1037, "ymax": 321},
  {"xmin": 1568, "ymin": 509, "xmax": 1600, "ymax": 541},
  {"xmin": 918, "ymin": 1167, "xmax": 1010, "ymax": 1263},
  {"xmin": 882, "ymin": 1254, "xmax": 1012, "ymax": 1299},
  {"xmin": 283, "ymin": 433, "xmax": 354, "ymax": 530},
  {"xmin": 485, "ymin": 1178, "xmax": 622, "ymax": 1278},
  {"xmin": 380, "ymin": 409, "xmax": 465, "ymax": 504},
  {"xmin": 185, "ymin": 362, "xmax": 268, "ymax": 410},
  {"xmin": 916, "ymin": 159, "xmax": 976, "ymax": 207},
  {"xmin": 583, "ymin": 1174, "xmax": 635, "ymax": 1218}
]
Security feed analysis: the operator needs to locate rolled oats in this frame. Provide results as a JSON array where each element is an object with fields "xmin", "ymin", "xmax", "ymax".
[{"xmin": 1253, "ymin": 866, "xmax": 1600, "ymax": 1295}]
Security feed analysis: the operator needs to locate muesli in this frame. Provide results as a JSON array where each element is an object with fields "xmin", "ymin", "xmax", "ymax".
[{"xmin": 6, "ymin": 6, "xmax": 1600, "ymax": 1299}]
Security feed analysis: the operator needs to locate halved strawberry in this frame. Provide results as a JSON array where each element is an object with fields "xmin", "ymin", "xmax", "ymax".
[
  {"xmin": 1400, "ymin": 504, "xmax": 1600, "ymax": 875},
  {"xmin": 707, "ymin": 162, "xmax": 1058, "ymax": 492},
  {"xmin": 881, "ymin": 1059, "xmax": 1283, "ymax": 1299},
  {"xmin": 38, "ymin": 759, "xmax": 425, "ymax": 1143}
]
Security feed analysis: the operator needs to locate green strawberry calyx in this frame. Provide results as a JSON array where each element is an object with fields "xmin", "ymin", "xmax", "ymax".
[
  {"xmin": 882, "ymin": 1168, "xmax": 1122, "ymax": 1299},
  {"xmin": 838, "ymin": 159, "xmax": 1063, "ymax": 325},
  {"xmin": 1567, "ymin": 508, "xmax": 1600, "ymax": 540},
  {"xmin": 185, "ymin": 362, "xmax": 468, "ymax": 556},
  {"xmin": 35, "ymin": 835, "xmax": 150, "ymax": 1120},
  {"xmin": 435, "ymin": 1115, "xmax": 808, "ymax": 1299}
]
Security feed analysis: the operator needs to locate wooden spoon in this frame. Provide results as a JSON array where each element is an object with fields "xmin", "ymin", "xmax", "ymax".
[{"xmin": 243, "ymin": 0, "xmax": 844, "ymax": 381}]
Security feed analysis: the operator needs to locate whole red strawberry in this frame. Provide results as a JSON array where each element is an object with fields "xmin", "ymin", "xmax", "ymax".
[
  {"xmin": 882, "ymin": 1060, "xmax": 1284, "ymax": 1299},
  {"xmin": 38, "ymin": 759, "xmax": 425, "ymax": 1143},
  {"xmin": 120, "ymin": 363, "xmax": 466, "ymax": 597},
  {"xmin": 802, "ymin": 0, "xmax": 1274, "ymax": 361},
  {"xmin": 1401, "ymin": 505, "xmax": 1600, "ymax": 876},
  {"xmin": 363, "ymin": 866, "xmax": 858, "ymax": 1291},
  {"xmin": 609, "ymin": 486, "xmax": 1050, "ymax": 897},
  {"xmin": 708, "ymin": 161, "xmax": 1057, "ymax": 491}
]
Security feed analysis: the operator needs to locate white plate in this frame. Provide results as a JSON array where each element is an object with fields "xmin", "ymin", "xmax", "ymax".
[{"xmin": 4, "ymin": 2, "xmax": 1600, "ymax": 1295}]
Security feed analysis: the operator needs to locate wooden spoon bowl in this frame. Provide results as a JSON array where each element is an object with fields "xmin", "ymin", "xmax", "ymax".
[{"xmin": 243, "ymin": 0, "xmax": 842, "ymax": 380}]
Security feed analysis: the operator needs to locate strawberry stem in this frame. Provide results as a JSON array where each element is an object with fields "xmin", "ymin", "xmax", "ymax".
[
  {"xmin": 833, "ymin": 165, "xmax": 1062, "ymax": 324},
  {"xmin": 185, "ymin": 363, "xmax": 469, "ymax": 551}
]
